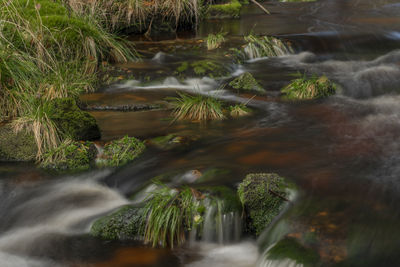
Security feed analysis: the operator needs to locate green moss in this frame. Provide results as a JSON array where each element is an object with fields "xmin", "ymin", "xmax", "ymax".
[
  {"xmin": 176, "ymin": 62, "xmax": 189, "ymax": 73},
  {"xmin": 99, "ymin": 136, "xmax": 145, "ymax": 167},
  {"xmin": 191, "ymin": 60, "xmax": 229, "ymax": 78},
  {"xmin": 208, "ymin": 0, "xmax": 242, "ymax": 19},
  {"xmin": 281, "ymin": 75, "xmax": 337, "ymax": 100},
  {"xmin": 40, "ymin": 140, "xmax": 96, "ymax": 171},
  {"xmin": 90, "ymin": 205, "xmax": 145, "ymax": 240},
  {"xmin": 229, "ymin": 72, "xmax": 265, "ymax": 93},
  {"xmin": 238, "ymin": 173, "xmax": 289, "ymax": 235},
  {"xmin": 48, "ymin": 98, "xmax": 100, "ymax": 141},
  {"xmin": 267, "ymin": 237, "xmax": 320, "ymax": 266},
  {"xmin": 0, "ymin": 125, "xmax": 37, "ymax": 161}
]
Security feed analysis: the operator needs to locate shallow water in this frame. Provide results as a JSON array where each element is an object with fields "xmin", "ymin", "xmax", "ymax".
[{"xmin": 1, "ymin": 0, "xmax": 400, "ymax": 266}]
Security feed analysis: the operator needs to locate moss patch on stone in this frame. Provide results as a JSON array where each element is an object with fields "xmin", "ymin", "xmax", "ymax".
[
  {"xmin": 238, "ymin": 173, "xmax": 290, "ymax": 235},
  {"xmin": 267, "ymin": 237, "xmax": 320, "ymax": 266},
  {"xmin": 0, "ymin": 125, "xmax": 37, "ymax": 161},
  {"xmin": 229, "ymin": 72, "xmax": 265, "ymax": 93},
  {"xmin": 175, "ymin": 60, "xmax": 229, "ymax": 78},
  {"xmin": 207, "ymin": 0, "xmax": 242, "ymax": 19},
  {"xmin": 99, "ymin": 135, "xmax": 145, "ymax": 167},
  {"xmin": 90, "ymin": 205, "xmax": 144, "ymax": 240},
  {"xmin": 40, "ymin": 140, "xmax": 96, "ymax": 172},
  {"xmin": 48, "ymin": 98, "xmax": 101, "ymax": 141}
]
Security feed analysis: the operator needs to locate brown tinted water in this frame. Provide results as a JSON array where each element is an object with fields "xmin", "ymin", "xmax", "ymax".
[{"xmin": 1, "ymin": 0, "xmax": 400, "ymax": 266}]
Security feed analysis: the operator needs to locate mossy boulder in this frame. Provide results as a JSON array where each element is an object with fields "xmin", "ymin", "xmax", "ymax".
[
  {"xmin": 48, "ymin": 98, "xmax": 101, "ymax": 141},
  {"xmin": 207, "ymin": 0, "xmax": 242, "ymax": 19},
  {"xmin": 40, "ymin": 140, "xmax": 97, "ymax": 172},
  {"xmin": 98, "ymin": 136, "xmax": 145, "ymax": 167},
  {"xmin": 281, "ymin": 75, "xmax": 337, "ymax": 100},
  {"xmin": 90, "ymin": 205, "xmax": 144, "ymax": 240},
  {"xmin": 238, "ymin": 173, "xmax": 291, "ymax": 236},
  {"xmin": 229, "ymin": 72, "xmax": 265, "ymax": 93},
  {"xmin": 0, "ymin": 125, "xmax": 37, "ymax": 161},
  {"xmin": 202, "ymin": 186, "xmax": 242, "ymax": 213},
  {"xmin": 266, "ymin": 237, "xmax": 320, "ymax": 266},
  {"xmin": 175, "ymin": 60, "xmax": 230, "ymax": 78}
]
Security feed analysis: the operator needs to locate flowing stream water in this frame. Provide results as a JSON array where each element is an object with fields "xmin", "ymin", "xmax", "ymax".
[{"xmin": 1, "ymin": 0, "xmax": 400, "ymax": 266}]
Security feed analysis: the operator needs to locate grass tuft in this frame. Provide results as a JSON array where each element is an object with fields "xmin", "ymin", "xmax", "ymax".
[
  {"xmin": 207, "ymin": 32, "xmax": 226, "ymax": 50},
  {"xmin": 168, "ymin": 92, "xmax": 225, "ymax": 122},
  {"xmin": 243, "ymin": 34, "xmax": 293, "ymax": 59},
  {"xmin": 281, "ymin": 75, "xmax": 337, "ymax": 100}
]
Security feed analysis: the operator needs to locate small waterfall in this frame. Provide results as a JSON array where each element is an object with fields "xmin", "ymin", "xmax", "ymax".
[
  {"xmin": 244, "ymin": 35, "xmax": 294, "ymax": 60},
  {"xmin": 198, "ymin": 199, "xmax": 242, "ymax": 245}
]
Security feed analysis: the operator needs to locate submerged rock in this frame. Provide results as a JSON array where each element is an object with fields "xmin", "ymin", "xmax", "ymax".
[
  {"xmin": 48, "ymin": 98, "xmax": 101, "ymax": 141},
  {"xmin": 90, "ymin": 205, "xmax": 144, "ymax": 240},
  {"xmin": 263, "ymin": 237, "xmax": 320, "ymax": 267},
  {"xmin": 238, "ymin": 173, "xmax": 292, "ymax": 236},
  {"xmin": 97, "ymin": 135, "xmax": 145, "ymax": 167},
  {"xmin": 0, "ymin": 125, "xmax": 37, "ymax": 161},
  {"xmin": 229, "ymin": 72, "xmax": 265, "ymax": 93}
]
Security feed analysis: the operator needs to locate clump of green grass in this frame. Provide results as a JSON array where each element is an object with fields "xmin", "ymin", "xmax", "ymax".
[
  {"xmin": 281, "ymin": 75, "xmax": 336, "ymax": 100},
  {"xmin": 168, "ymin": 92, "xmax": 225, "ymax": 122},
  {"xmin": 66, "ymin": 0, "xmax": 202, "ymax": 33},
  {"xmin": 243, "ymin": 34, "xmax": 293, "ymax": 59},
  {"xmin": 100, "ymin": 135, "xmax": 145, "ymax": 167},
  {"xmin": 40, "ymin": 139, "xmax": 95, "ymax": 171},
  {"xmin": 143, "ymin": 184, "xmax": 201, "ymax": 248},
  {"xmin": 0, "ymin": 0, "xmax": 138, "ymax": 162},
  {"xmin": 229, "ymin": 104, "xmax": 252, "ymax": 117},
  {"xmin": 207, "ymin": 33, "xmax": 226, "ymax": 50}
]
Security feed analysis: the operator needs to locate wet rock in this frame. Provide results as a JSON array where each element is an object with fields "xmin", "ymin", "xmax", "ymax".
[
  {"xmin": 48, "ymin": 98, "xmax": 101, "ymax": 141},
  {"xmin": 0, "ymin": 125, "xmax": 37, "ymax": 161},
  {"xmin": 90, "ymin": 205, "xmax": 144, "ymax": 240},
  {"xmin": 229, "ymin": 72, "xmax": 265, "ymax": 93},
  {"xmin": 81, "ymin": 104, "xmax": 161, "ymax": 112},
  {"xmin": 238, "ymin": 173, "xmax": 292, "ymax": 236},
  {"xmin": 97, "ymin": 135, "xmax": 145, "ymax": 167}
]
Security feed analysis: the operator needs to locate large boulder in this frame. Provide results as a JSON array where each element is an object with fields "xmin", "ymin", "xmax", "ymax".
[
  {"xmin": 238, "ymin": 173, "xmax": 292, "ymax": 236},
  {"xmin": 0, "ymin": 125, "xmax": 37, "ymax": 161},
  {"xmin": 48, "ymin": 98, "xmax": 101, "ymax": 141}
]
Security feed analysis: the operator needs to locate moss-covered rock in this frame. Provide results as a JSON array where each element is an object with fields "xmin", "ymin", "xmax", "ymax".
[
  {"xmin": 202, "ymin": 186, "xmax": 242, "ymax": 213},
  {"xmin": 98, "ymin": 135, "xmax": 145, "ymax": 167},
  {"xmin": 48, "ymin": 98, "xmax": 100, "ymax": 141},
  {"xmin": 207, "ymin": 0, "xmax": 242, "ymax": 19},
  {"xmin": 267, "ymin": 237, "xmax": 320, "ymax": 266},
  {"xmin": 0, "ymin": 125, "xmax": 37, "ymax": 161},
  {"xmin": 229, "ymin": 72, "xmax": 265, "ymax": 93},
  {"xmin": 281, "ymin": 75, "xmax": 337, "ymax": 100},
  {"xmin": 40, "ymin": 140, "xmax": 97, "ymax": 172},
  {"xmin": 90, "ymin": 205, "xmax": 144, "ymax": 240},
  {"xmin": 175, "ymin": 60, "xmax": 230, "ymax": 78},
  {"xmin": 238, "ymin": 173, "xmax": 291, "ymax": 236}
]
